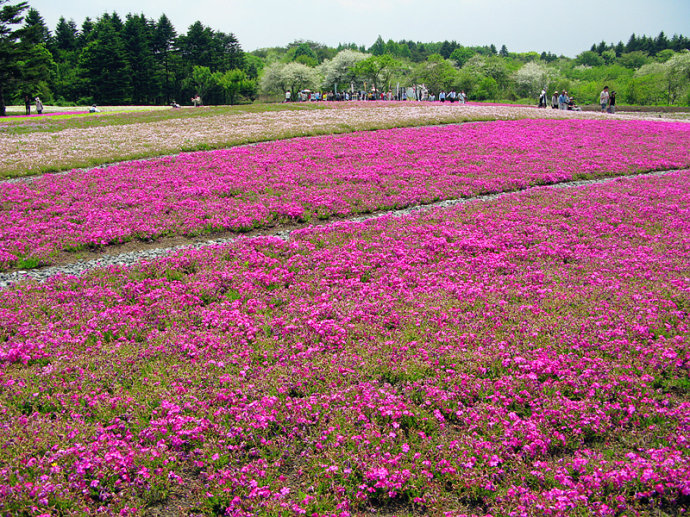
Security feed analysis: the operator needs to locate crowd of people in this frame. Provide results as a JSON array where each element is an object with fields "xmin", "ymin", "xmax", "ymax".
[
  {"xmin": 284, "ymin": 85, "xmax": 469, "ymax": 103},
  {"xmin": 537, "ymin": 86, "xmax": 617, "ymax": 113},
  {"xmin": 540, "ymin": 89, "xmax": 582, "ymax": 111},
  {"xmin": 18, "ymin": 85, "xmax": 621, "ymax": 114}
]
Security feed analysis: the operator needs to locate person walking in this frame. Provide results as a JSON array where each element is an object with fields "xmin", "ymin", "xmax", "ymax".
[
  {"xmin": 558, "ymin": 90, "xmax": 568, "ymax": 110},
  {"xmin": 551, "ymin": 91, "xmax": 559, "ymax": 109},
  {"xmin": 607, "ymin": 90, "xmax": 616, "ymax": 113},
  {"xmin": 538, "ymin": 88, "xmax": 547, "ymax": 108},
  {"xmin": 599, "ymin": 86, "xmax": 609, "ymax": 112},
  {"xmin": 24, "ymin": 95, "xmax": 31, "ymax": 115},
  {"xmin": 35, "ymin": 96, "xmax": 43, "ymax": 114}
]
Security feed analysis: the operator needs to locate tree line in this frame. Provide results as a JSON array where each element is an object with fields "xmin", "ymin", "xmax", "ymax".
[
  {"xmin": 258, "ymin": 34, "xmax": 690, "ymax": 107},
  {"xmin": 1, "ymin": 0, "xmax": 689, "ymax": 116},
  {"xmin": 0, "ymin": 0, "xmax": 255, "ymax": 115}
]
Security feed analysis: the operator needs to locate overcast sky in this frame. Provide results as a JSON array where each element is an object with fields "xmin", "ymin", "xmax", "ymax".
[{"xmin": 27, "ymin": 0, "xmax": 690, "ymax": 57}]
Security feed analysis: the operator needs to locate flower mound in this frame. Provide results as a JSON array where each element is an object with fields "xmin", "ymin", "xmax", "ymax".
[
  {"xmin": 1, "ymin": 118, "xmax": 689, "ymax": 269},
  {"xmin": 1, "ymin": 171, "xmax": 689, "ymax": 515}
]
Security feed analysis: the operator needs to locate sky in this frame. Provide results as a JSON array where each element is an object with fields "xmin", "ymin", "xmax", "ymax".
[{"xmin": 26, "ymin": 0, "xmax": 690, "ymax": 57}]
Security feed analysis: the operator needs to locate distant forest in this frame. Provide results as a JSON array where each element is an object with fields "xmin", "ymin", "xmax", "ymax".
[{"xmin": 1, "ymin": 0, "xmax": 689, "ymax": 113}]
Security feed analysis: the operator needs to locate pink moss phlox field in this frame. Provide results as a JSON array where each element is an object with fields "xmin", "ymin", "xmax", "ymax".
[
  {"xmin": 2, "ymin": 118, "xmax": 690, "ymax": 269},
  {"xmin": 1, "ymin": 171, "xmax": 689, "ymax": 515}
]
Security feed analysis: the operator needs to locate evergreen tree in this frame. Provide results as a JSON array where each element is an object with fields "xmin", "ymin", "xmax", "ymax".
[
  {"xmin": 54, "ymin": 17, "xmax": 77, "ymax": 52},
  {"xmin": 79, "ymin": 17, "xmax": 94, "ymax": 47},
  {"xmin": 177, "ymin": 21, "xmax": 215, "ymax": 71},
  {"xmin": 108, "ymin": 12, "xmax": 124, "ymax": 33},
  {"xmin": 51, "ymin": 17, "xmax": 80, "ymax": 101},
  {"xmin": 369, "ymin": 35, "xmax": 385, "ymax": 56},
  {"xmin": 439, "ymin": 40, "xmax": 454, "ymax": 59},
  {"xmin": 654, "ymin": 31, "xmax": 669, "ymax": 54},
  {"xmin": 123, "ymin": 14, "xmax": 157, "ymax": 103},
  {"xmin": 416, "ymin": 43, "xmax": 427, "ymax": 61},
  {"xmin": 79, "ymin": 14, "xmax": 131, "ymax": 103},
  {"xmin": 499, "ymin": 44, "xmax": 509, "ymax": 57},
  {"xmin": 0, "ymin": 0, "xmax": 51, "ymax": 115},
  {"xmin": 214, "ymin": 31, "xmax": 244, "ymax": 70},
  {"xmin": 152, "ymin": 14, "xmax": 177, "ymax": 103},
  {"xmin": 23, "ymin": 8, "xmax": 50, "ymax": 44},
  {"xmin": 614, "ymin": 41, "xmax": 625, "ymax": 57}
]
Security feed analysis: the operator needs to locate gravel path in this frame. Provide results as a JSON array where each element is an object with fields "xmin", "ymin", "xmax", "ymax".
[{"xmin": 0, "ymin": 169, "xmax": 683, "ymax": 289}]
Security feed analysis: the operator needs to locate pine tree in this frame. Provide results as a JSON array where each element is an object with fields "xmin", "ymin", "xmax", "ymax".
[
  {"xmin": 654, "ymin": 31, "xmax": 669, "ymax": 54},
  {"xmin": 152, "ymin": 14, "xmax": 177, "ymax": 103},
  {"xmin": 370, "ymin": 35, "xmax": 385, "ymax": 56},
  {"xmin": 79, "ymin": 17, "xmax": 94, "ymax": 47},
  {"xmin": 54, "ymin": 17, "xmax": 78, "ymax": 52},
  {"xmin": 0, "ymin": 0, "xmax": 51, "ymax": 115},
  {"xmin": 23, "ymin": 7, "xmax": 50, "ymax": 44},
  {"xmin": 123, "ymin": 14, "xmax": 157, "ymax": 103},
  {"xmin": 439, "ymin": 40, "xmax": 454, "ymax": 59},
  {"xmin": 178, "ymin": 21, "xmax": 215, "ymax": 71},
  {"xmin": 79, "ymin": 14, "xmax": 131, "ymax": 103}
]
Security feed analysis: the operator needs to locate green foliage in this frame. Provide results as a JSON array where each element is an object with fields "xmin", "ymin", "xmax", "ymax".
[
  {"xmin": 475, "ymin": 76, "xmax": 498, "ymax": 100},
  {"xmin": 353, "ymin": 54, "xmax": 403, "ymax": 93},
  {"xmin": 290, "ymin": 43, "xmax": 318, "ymax": 66},
  {"xmin": 4, "ymin": 12, "xmax": 690, "ymax": 111},
  {"xmin": 188, "ymin": 65, "xmax": 214, "ymax": 99},
  {"xmin": 216, "ymin": 68, "xmax": 255, "ymax": 105},
  {"xmin": 16, "ymin": 10, "xmax": 251, "ymax": 108},
  {"xmin": 619, "ymin": 51, "xmax": 650, "ymax": 69},
  {"xmin": 0, "ymin": 0, "xmax": 53, "ymax": 115},
  {"xmin": 576, "ymin": 50, "xmax": 604, "ymax": 67},
  {"xmin": 449, "ymin": 47, "xmax": 474, "ymax": 68},
  {"xmin": 413, "ymin": 54, "xmax": 457, "ymax": 94},
  {"xmin": 78, "ymin": 16, "xmax": 132, "ymax": 104}
]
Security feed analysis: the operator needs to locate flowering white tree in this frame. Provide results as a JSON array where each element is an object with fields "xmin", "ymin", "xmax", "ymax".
[
  {"xmin": 513, "ymin": 62, "xmax": 553, "ymax": 98},
  {"xmin": 282, "ymin": 62, "xmax": 322, "ymax": 93},
  {"xmin": 259, "ymin": 62, "xmax": 289, "ymax": 95},
  {"xmin": 319, "ymin": 49, "xmax": 369, "ymax": 91},
  {"xmin": 665, "ymin": 50, "xmax": 690, "ymax": 104},
  {"xmin": 260, "ymin": 62, "xmax": 322, "ymax": 95}
]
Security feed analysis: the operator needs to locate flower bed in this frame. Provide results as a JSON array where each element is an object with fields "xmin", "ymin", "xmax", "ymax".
[
  {"xmin": 1, "ymin": 171, "xmax": 688, "ymax": 515},
  {"xmin": 0, "ymin": 101, "xmax": 665, "ymax": 178},
  {"xmin": 2, "ymin": 118, "xmax": 689, "ymax": 270}
]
